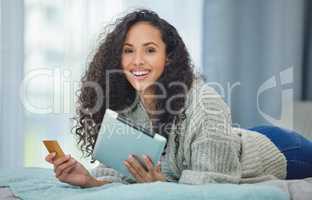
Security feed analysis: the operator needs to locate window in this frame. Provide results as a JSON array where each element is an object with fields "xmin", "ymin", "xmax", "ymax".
[
  {"xmin": 23, "ymin": 0, "xmax": 202, "ymax": 168},
  {"xmin": 24, "ymin": 0, "xmax": 124, "ymax": 168}
]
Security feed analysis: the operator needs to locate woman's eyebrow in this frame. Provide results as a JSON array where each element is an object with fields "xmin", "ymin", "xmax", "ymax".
[
  {"xmin": 123, "ymin": 42, "xmax": 159, "ymax": 47},
  {"xmin": 123, "ymin": 43, "xmax": 133, "ymax": 47},
  {"xmin": 143, "ymin": 42, "xmax": 158, "ymax": 47}
]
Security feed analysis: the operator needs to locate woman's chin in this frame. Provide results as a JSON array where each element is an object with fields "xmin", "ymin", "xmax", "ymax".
[{"xmin": 131, "ymin": 81, "xmax": 154, "ymax": 93}]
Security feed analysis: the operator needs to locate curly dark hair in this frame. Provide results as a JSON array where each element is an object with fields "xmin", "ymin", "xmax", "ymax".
[{"xmin": 72, "ymin": 9, "xmax": 195, "ymax": 159}]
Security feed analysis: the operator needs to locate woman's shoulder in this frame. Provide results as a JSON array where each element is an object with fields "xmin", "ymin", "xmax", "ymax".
[
  {"xmin": 184, "ymin": 75, "xmax": 230, "ymax": 117},
  {"xmin": 179, "ymin": 75, "xmax": 233, "ymax": 138}
]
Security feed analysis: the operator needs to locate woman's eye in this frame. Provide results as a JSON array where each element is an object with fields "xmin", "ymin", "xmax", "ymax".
[
  {"xmin": 123, "ymin": 48, "xmax": 133, "ymax": 54},
  {"xmin": 146, "ymin": 48, "xmax": 156, "ymax": 54}
]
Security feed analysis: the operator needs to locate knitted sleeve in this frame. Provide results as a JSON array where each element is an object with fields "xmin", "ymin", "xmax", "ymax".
[
  {"xmin": 90, "ymin": 163, "xmax": 131, "ymax": 184},
  {"xmin": 178, "ymin": 85, "xmax": 242, "ymax": 184}
]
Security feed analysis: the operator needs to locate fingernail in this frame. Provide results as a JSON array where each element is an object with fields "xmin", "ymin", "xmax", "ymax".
[{"xmin": 128, "ymin": 155, "xmax": 132, "ymax": 159}]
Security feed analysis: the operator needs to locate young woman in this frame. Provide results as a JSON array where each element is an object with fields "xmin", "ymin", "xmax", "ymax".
[{"xmin": 45, "ymin": 9, "xmax": 312, "ymax": 187}]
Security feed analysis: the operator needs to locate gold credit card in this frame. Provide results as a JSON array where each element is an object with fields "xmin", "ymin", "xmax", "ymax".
[{"xmin": 43, "ymin": 140, "xmax": 65, "ymax": 159}]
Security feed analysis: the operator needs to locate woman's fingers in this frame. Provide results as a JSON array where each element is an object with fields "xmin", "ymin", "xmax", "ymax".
[
  {"xmin": 62, "ymin": 163, "xmax": 76, "ymax": 175},
  {"xmin": 124, "ymin": 154, "xmax": 164, "ymax": 183},
  {"xmin": 54, "ymin": 154, "xmax": 71, "ymax": 167},
  {"xmin": 56, "ymin": 160, "xmax": 77, "ymax": 178},
  {"xmin": 124, "ymin": 160, "xmax": 144, "ymax": 182},
  {"xmin": 155, "ymin": 161, "xmax": 161, "ymax": 173},
  {"xmin": 127, "ymin": 155, "xmax": 147, "ymax": 176},
  {"xmin": 143, "ymin": 155, "xmax": 154, "ymax": 172},
  {"xmin": 53, "ymin": 154, "xmax": 71, "ymax": 173},
  {"xmin": 142, "ymin": 155, "xmax": 161, "ymax": 173},
  {"xmin": 45, "ymin": 152, "xmax": 56, "ymax": 163},
  {"xmin": 55, "ymin": 158, "xmax": 77, "ymax": 177}
]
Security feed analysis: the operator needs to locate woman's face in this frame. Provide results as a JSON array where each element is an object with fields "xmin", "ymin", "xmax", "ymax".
[{"xmin": 121, "ymin": 22, "xmax": 166, "ymax": 92}]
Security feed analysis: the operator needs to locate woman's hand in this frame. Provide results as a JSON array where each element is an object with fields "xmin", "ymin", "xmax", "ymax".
[
  {"xmin": 124, "ymin": 154, "xmax": 167, "ymax": 183},
  {"xmin": 45, "ymin": 153, "xmax": 111, "ymax": 188}
]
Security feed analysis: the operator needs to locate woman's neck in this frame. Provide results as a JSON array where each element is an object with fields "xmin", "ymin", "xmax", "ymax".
[{"xmin": 139, "ymin": 87, "xmax": 156, "ymax": 116}]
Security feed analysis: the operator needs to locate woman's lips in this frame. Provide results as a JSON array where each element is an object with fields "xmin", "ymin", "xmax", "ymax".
[
  {"xmin": 133, "ymin": 74, "xmax": 149, "ymax": 80},
  {"xmin": 130, "ymin": 69, "xmax": 151, "ymax": 80}
]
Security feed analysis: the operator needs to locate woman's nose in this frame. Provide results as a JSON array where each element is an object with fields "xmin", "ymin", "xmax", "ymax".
[{"xmin": 133, "ymin": 52, "xmax": 145, "ymax": 66}]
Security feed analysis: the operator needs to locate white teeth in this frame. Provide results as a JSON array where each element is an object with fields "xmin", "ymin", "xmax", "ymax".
[{"xmin": 131, "ymin": 70, "xmax": 150, "ymax": 76}]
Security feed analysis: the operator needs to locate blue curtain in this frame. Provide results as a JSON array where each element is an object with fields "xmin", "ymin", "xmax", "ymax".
[
  {"xmin": 0, "ymin": 0, "xmax": 24, "ymax": 168},
  {"xmin": 202, "ymin": 0, "xmax": 309, "ymax": 129},
  {"xmin": 302, "ymin": 0, "xmax": 312, "ymax": 100}
]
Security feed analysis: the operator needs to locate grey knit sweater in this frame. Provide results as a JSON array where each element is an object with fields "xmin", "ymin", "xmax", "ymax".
[{"xmin": 90, "ymin": 77, "xmax": 287, "ymax": 185}]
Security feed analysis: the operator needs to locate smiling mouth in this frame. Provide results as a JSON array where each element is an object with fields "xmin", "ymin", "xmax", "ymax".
[{"xmin": 130, "ymin": 69, "xmax": 151, "ymax": 80}]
